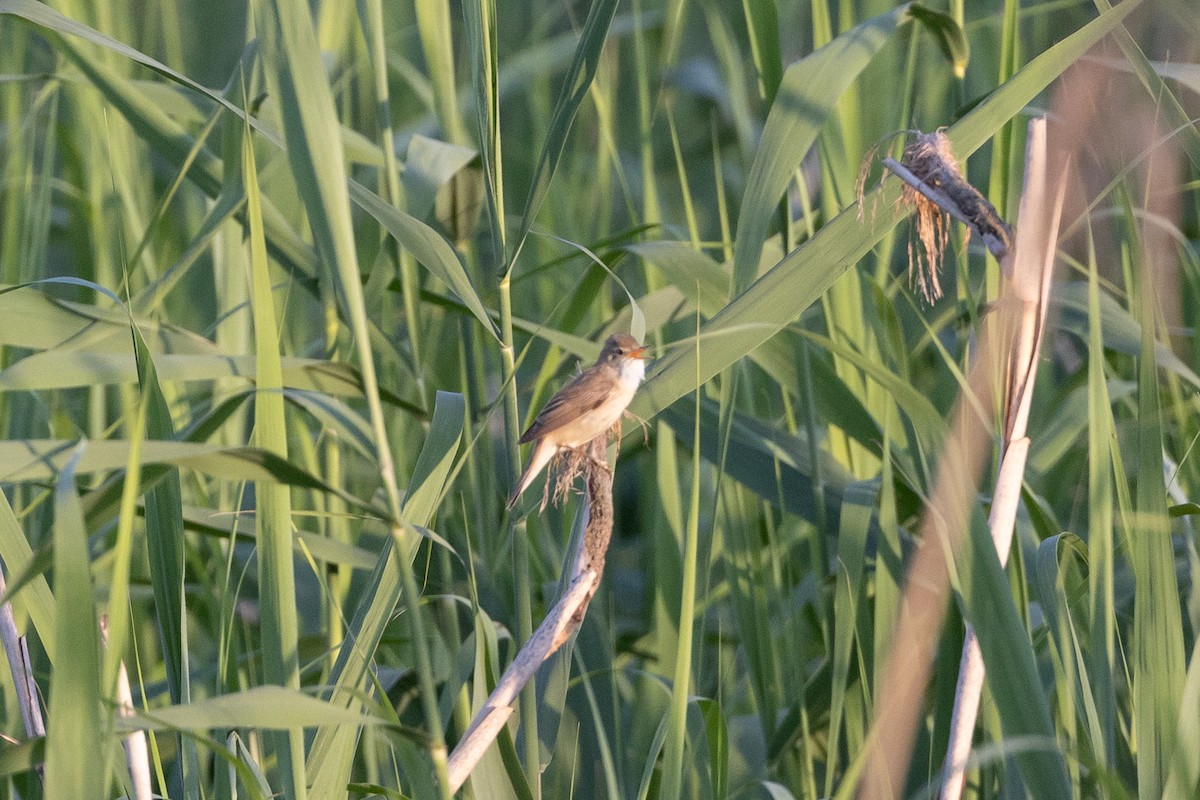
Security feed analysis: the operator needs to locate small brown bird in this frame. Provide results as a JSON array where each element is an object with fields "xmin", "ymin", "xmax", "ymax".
[{"xmin": 507, "ymin": 333, "xmax": 649, "ymax": 509}]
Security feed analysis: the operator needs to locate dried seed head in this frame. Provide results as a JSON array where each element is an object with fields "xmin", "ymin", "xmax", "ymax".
[
  {"xmin": 550, "ymin": 447, "xmax": 592, "ymax": 508},
  {"xmin": 900, "ymin": 131, "xmax": 960, "ymax": 302},
  {"xmin": 861, "ymin": 129, "xmax": 1014, "ymax": 304}
]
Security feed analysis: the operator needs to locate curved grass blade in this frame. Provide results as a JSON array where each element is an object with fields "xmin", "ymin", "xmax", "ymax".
[
  {"xmin": 349, "ymin": 179, "xmax": 497, "ymax": 339},
  {"xmin": 908, "ymin": 5, "xmax": 969, "ymax": 78},
  {"xmin": 507, "ymin": 0, "xmax": 620, "ymax": 270},
  {"xmin": 403, "ymin": 135, "xmax": 478, "ymax": 219},
  {"xmin": 730, "ymin": 5, "xmax": 909, "ymax": 293}
]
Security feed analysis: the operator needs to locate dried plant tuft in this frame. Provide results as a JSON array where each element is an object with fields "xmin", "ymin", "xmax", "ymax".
[
  {"xmin": 542, "ymin": 422, "xmax": 619, "ymax": 510},
  {"xmin": 898, "ymin": 132, "xmax": 960, "ymax": 302},
  {"xmin": 858, "ymin": 129, "xmax": 1013, "ymax": 303}
]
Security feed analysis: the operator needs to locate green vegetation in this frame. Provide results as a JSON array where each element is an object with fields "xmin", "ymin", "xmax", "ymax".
[{"xmin": 0, "ymin": 0, "xmax": 1198, "ymax": 797}]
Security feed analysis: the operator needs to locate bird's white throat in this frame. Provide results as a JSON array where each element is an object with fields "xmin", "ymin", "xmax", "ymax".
[{"xmin": 618, "ymin": 357, "xmax": 645, "ymax": 387}]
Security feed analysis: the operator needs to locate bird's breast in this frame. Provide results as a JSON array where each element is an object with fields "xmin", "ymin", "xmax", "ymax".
[{"xmin": 618, "ymin": 357, "xmax": 645, "ymax": 386}]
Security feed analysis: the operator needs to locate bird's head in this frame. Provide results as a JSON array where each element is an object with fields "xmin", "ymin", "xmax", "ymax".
[{"xmin": 599, "ymin": 333, "xmax": 649, "ymax": 365}]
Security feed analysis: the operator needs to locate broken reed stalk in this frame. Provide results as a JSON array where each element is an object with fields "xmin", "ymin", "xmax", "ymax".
[
  {"xmin": 447, "ymin": 435, "xmax": 615, "ymax": 793},
  {"xmin": 857, "ymin": 117, "xmax": 1063, "ymax": 800},
  {"xmin": 0, "ymin": 564, "xmax": 46, "ymax": 747},
  {"xmin": 939, "ymin": 118, "xmax": 1067, "ymax": 800}
]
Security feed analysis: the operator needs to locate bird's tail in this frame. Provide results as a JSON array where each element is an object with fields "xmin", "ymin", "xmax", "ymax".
[{"xmin": 507, "ymin": 440, "xmax": 555, "ymax": 510}]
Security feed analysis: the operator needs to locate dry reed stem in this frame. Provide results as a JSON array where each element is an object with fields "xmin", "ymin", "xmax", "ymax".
[
  {"xmin": 448, "ymin": 435, "xmax": 615, "ymax": 793},
  {"xmin": 939, "ymin": 118, "xmax": 1068, "ymax": 800},
  {"xmin": 0, "ymin": 602, "xmax": 44, "ymax": 739},
  {"xmin": 858, "ymin": 118, "xmax": 1060, "ymax": 800},
  {"xmin": 98, "ymin": 616, "xmax": 152, "ymax": 800},
  {"xmin": 0, "ymin": 564, "xmax": 46, "ymax": 757},
  {"xmin": 115, "ymin": 655, "xmax": 153, "ymax": 798}
]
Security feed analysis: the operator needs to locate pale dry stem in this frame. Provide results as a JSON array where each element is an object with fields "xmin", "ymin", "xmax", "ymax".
[{"xmin": 448, "ymin": 433, "xmax": 617, "ymax": 793}]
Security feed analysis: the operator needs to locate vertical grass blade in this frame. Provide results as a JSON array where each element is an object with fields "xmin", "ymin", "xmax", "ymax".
[
  {"xmin": 413, "ymin": 0, "xmax": 468, "ymax": 145},
  {"xmin": 1131, "ymin": 236, "xmax": 1185, "ymax": 799},
  {"xmin": 253, "ymin": 0, "xmax": 405, "ymax": 519},
  {"xmin": 44, "ymin": 446, "xmax": 105, "ymax": 800},
  {"xmin": 241, "ymin": 92, "xmax": 307, "ymax": 799},
  {"xmin": 306, "ymin": 391, "xmax": 464, "ymax": 796},
  {"xmin": 128, "ymin": 324, "xmax": 187, "ymax": 706},
  {"xmin": 506, "ymin": 0, "xmax": 620, "ymax": 269},
  {"xmin": 659, "ymin": 324, "xmax": 704, "ymax": 800},
  {"xmin": 1084, "ymin": 226, "xmax": 1117, "ymax": 770},
  {"xmin": 826, "ymin": 482, "xmax": 875, "ymax": 794},
  {"xmin": 730, "ymin": 5, "xmax": 907, "ymax": 294}
]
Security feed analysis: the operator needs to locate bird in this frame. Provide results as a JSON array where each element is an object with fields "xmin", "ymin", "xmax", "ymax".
[{"xmin": 507, "ymin": 333, "xmax": 649, "ymax": 510}]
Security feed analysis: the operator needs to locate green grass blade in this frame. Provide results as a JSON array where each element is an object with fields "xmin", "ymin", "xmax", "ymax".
[
  {"xmin": 0, "ymin": 440, "xmax": 375, "ymax": 504},
  {"xmin": 957, "ymin": 506, "xmax": 1072, "ymax": 799},
  {"xmin": 660, "ymin": 322, "xmax": 704, "ymax": 800},
  {"xmin": 413, "ymin": 0, "xmax": 468, "ymax": 145},
  {"xmin": 507, "ymin": 0, "xmax": 620, "ymax": 269},
  {"xmin": 126, "ymin": 686, "xmax": 376, "ymax": 730},
  {"xmin": 43, "ymin": 445, "xmax": 106, "ymax": 800},
  {"xmin": 1131, "ymin": 255, "xmax": 1185, "ymax": 798},
  {"xmin": 349, "ymin": 179, "xmax": 497, "ymax": 340},
  {"xmin": 1085, "ymin": 227, "xmax": 1117, "ymax": 770},
  {"xmin": 730, "ymin": 5, "xmax": 908, "ymax": 293},
  {"xmin": 307, "ymin": 391, "xmax": 464, "ymax": 796},
  {"xmin": 907, "ymin": 4, "xmax": 969, "ymax": 78},
  {"xmin": 1163, "ymin": 636, "xmax": 1200, "ymax": 797},
  {"xmin": 128, "ymin": 324, "xmax": 187, "ymax": 706},
  {"xmin": 740, "ymin": 0, "xmax": 782, "ymax": 103},
  {"xmin": 241, "ymin": 89, "xmax": 307, "ymax": 799},
  {"xmin": 825, "ymin": 481, "xmax": 875, "ymax": 793}
]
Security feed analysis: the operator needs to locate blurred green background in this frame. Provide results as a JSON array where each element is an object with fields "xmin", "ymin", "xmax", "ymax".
[{"xmin": 1, "ymin": 0, "xmax": 1199, "ymax": 797}]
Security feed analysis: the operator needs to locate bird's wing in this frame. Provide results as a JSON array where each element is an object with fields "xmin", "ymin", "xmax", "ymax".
[{"xmin": 518, "ymin": 369, "xmax": 611, "ymax": 443}]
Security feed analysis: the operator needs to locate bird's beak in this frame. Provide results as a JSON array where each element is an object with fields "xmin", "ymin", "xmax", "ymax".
[{"xmin": 629, "ymin": 345, "xmax": 649, "ymax": 360}]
